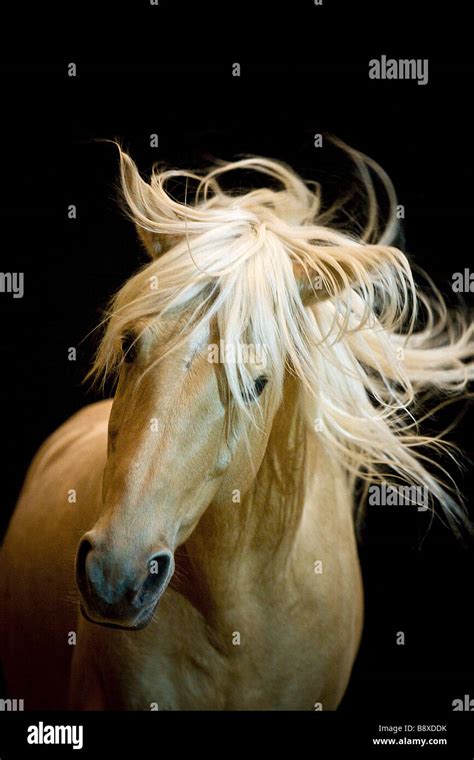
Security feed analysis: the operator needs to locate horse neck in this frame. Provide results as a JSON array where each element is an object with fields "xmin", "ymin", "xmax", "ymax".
[{"xmin": 176, "ymin": 377, "xmax": 316, "ymax": 610}]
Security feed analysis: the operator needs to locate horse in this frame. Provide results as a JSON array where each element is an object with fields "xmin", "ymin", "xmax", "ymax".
[{"xmin": 1, "ymin": 141, "xmax": 473, "ymax": 710}]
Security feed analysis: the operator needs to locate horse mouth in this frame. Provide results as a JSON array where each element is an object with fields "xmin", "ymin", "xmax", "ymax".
[{"xmin": 79, "ymin": 600, "xmax": 159, "ymax": 631}]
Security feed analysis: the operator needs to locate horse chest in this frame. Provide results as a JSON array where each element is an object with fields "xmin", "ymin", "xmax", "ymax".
[{"xmin": 130, "ymin": 582, "xmax": 358, "ymax": 711}]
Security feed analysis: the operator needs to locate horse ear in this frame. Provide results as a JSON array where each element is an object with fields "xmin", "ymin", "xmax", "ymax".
[
  {"xmin": 135, "ymin": 226, "xmax": 181, "ymax": 259},
  {"xmin": 135, "ymin": 227, "xmax": 160, "ymax": 258},
  {"xmin": 117, "ymin": 149, "xmax": 179, "ymax": 259},
  {"xmin": 294, "ymin": 260, "xmax": 355, "ymax": 305}
]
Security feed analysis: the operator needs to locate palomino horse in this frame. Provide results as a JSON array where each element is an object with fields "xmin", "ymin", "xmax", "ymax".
[{"xmin": 1, "ymin": 142, "xmax": 473, "ymax": 710}]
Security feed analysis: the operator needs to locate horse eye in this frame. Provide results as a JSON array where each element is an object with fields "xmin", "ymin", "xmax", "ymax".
[
  {"xmin": 254, "ymin": 375, "xmax": 268, "ymax": 397},
  {"xmin": 122, "ymin": 331, "xmax": 138, "ymax": 363},
  {"xmin": 242, "ymin": 375, "xmax": 268, "ymax": 403}
]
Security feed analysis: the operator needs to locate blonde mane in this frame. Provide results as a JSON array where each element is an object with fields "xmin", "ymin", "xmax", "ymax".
[{"xmin": 89, "ymin": 140, "xmax": 474, "ymax": 534}]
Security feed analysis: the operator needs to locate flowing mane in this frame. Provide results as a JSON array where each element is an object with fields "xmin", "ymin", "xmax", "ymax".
[{"xmin": 89, "ymin": 141, "xmax": 474, "ymax": 534}]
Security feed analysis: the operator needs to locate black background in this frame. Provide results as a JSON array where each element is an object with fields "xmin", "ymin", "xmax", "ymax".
[{"xmin": 1, "ymin": 17, "xmax": 473, "ymax": 737}]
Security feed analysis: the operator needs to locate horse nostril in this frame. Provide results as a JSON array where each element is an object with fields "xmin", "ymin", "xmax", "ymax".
[
  {"xmin": 76, "ymin": 538, "xmax": 93, "ymax": 586},
  {"xmin": 138, "ymin": 551, "xmax": 173, "ymax": 604}
]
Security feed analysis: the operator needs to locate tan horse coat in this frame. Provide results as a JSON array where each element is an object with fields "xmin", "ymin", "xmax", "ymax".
[{"xmin": 1, "ymin": 374, "xmax": 363, "ymax": 709}]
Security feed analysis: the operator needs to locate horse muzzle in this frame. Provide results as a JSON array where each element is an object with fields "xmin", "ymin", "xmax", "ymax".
[{"xmin": 75, "ymin": 534, "xmax": 174, "ymax": 630}]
